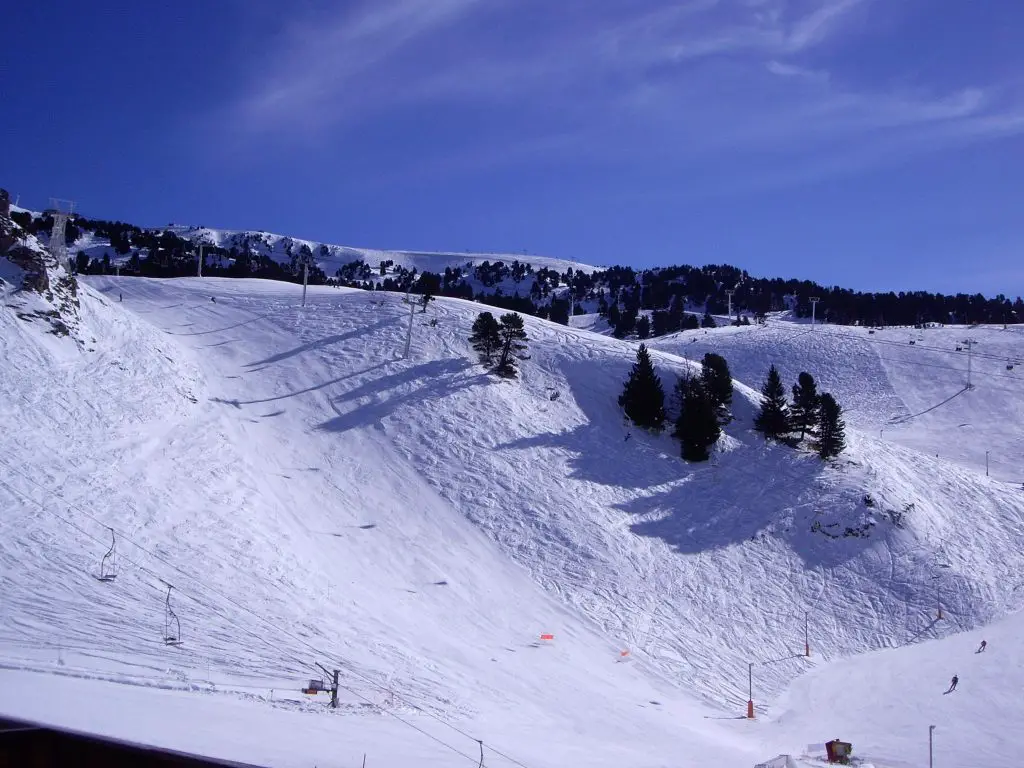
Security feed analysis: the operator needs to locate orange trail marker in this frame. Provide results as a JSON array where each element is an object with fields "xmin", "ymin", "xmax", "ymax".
[{"xmin": 540, "ymin": 633, "xmax": 555, "ymax": 641}]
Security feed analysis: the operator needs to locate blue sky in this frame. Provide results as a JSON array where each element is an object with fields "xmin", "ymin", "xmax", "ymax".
[{"xmin": 4, "ymin": 0, "xmax": 1023, "ymax": 296}]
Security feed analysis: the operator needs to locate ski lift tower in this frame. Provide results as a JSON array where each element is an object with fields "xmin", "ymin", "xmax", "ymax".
[
  {"xmin": 48, "ymin": 198, "xmax": 76, "ymax": 273},
  {"xmin": 299, "ymin": 250, "xmax": 313, "ymax": 306}
]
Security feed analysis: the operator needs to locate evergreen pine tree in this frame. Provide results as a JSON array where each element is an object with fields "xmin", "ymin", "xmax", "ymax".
[
  {"xmin": 618, "ymin": 344, "xmax": 666, "ymax": 430},
  {"xmin": 701, "ymin": 312, "xmax": 717, "ymax": 328},
  {"xmin": 674, "ymin": 376, "xmax": 721, "ymax": 462},
  {"xmin": 816, "ymin": 393, "xmax": 847, "ymax": 459},
  {"xmin": 635, "ymin": 315, "xmax": 651, "ymax": 339},
  {"xmin": 790, "ymin": 371, "xmax": 820, "ymax": 442},
  {"xmin": 494, "ymin": 312, "xmax": 529, "ymax": 377},
  {"xmin": 753, "ymin": 364, "xmax": 791, "ymax": 440},
  {"xmin": 700, "ymin": 352, "xmax": 733, "ymax": 423},
  {"xmin": 469, "ymin": 311, "xmax": 501, "ymax": 365}
]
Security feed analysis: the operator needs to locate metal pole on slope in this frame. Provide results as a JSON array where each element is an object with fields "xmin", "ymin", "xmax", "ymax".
[
  {"xmin": 804, "ymin": 611, "xmax": 810, "ymax": 657},
  {"xmin": 929, "ymin": 724, "xmax": 935, "ymax": 768},
  {"xmin": 197, "ymin": 243, "xmax": 203, "ymax": 278},
  {"xmin": 725, "ymin": 289, "xmax": 734, "ymax": 323},
  {"xmin": 314, "ymin": 662, "xmax": 339, "ymax": 709},
  {"xmin": 301, "ymin": 258, "xmax": 309, "ymax": 307},
  {"xmin": 986, "ymin": 450, "xmax": 990, "ymax": 477},
  {"xmin": 809, "ymin": 297, "xmax": 821, "ymax": 329},
  {"xmin": 962, "ymin": 338, "xmax": 976, "ymax": 389},
  {"xmin": 403, "ymin": 298, "xmax": 415, "ymax": 359}
]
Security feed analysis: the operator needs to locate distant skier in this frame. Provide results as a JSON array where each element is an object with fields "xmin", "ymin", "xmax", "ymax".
[
  {"xmin": 118, "ymin": 292, "xmax": 122, "ymax": 302},
  {"xmin": 977, "ymin": 640, "xmax": 987, "ymax": 653},
  {"xmin": 945, "ymin": 674, "xmax": 959, "ymax": 694},
  {"xmin": 210, "ymin": 296, "xmax": 217, "ymax": 303},
  {"xmin": 624, "ymin": 432, "xmax": 631, "ymax": 442}
]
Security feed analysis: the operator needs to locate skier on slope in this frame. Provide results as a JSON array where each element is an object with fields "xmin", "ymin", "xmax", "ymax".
[
  {"xmin": 945, "ymin": 674, "xmax": 959, "ymax": 693},
  {"xmin": 977, "ymin": 640, "xmax": 987, "ymax": 653}
]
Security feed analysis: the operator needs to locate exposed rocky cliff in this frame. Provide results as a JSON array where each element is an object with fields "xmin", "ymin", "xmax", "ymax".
[{"xmin": 0, "ymin": 189, "xmax": 81, "ymax": 339}]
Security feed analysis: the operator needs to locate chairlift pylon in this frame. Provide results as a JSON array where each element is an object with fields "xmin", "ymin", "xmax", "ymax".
[
  {"xmin": 95, "ymin": 527, "xmax": 117, "ymax": 582},
  {"xmin": 163, "ymin": 583, "xmax": 183, "ymax": 647}
]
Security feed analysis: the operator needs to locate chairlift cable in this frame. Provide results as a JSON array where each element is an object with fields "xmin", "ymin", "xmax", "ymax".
[{"xmin": 0, "ymin": 461, "xmax": 536, "ymax": 768}]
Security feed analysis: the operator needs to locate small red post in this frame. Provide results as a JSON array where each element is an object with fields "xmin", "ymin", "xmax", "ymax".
[{"xmin": 746, "ymin": 662, "xmax": 755, "ymax": 719}]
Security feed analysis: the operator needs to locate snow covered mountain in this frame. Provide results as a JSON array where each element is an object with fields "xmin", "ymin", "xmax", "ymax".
[
  {"xmin": 1, "ymin": 274, "xmax": 1023, "ymax": 767},
  {"xmin": 167, "ymin": 224, "xmax": 601, "ymax": 278}
]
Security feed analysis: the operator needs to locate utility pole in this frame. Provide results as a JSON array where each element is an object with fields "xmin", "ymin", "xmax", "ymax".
[
  {"xmin": 809, "ymin": 297, "xmax": 821, "ymax": 329},
  {"xmin": 746, "ymin": 662, "xmax": 755, "ymax": 719},
  {"xmin": 315, "ymin": 663, "xmax": 340, "ymax": 709},
  {"xmin": 725, "ymin": 289, "xmax": 735, "ymax": 324},
  {"xmin": 301, "ymin": 256, "xmax": 310, "ymax": 307},
  {"xmin": 403, "ymin": 297, "xmax": 415, "ymax": 359},
  {"xmin": 962, "ymin": 338, "xmax": 976, "ymax": 389},
  {"xmin": 929, "ymin": 725, "xmax": 935, "ymax": 768}
]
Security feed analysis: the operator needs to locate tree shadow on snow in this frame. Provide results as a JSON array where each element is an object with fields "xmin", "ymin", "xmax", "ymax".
[
  {"xmin": 318, "ymin": 358, "xmax": 489, "ymax": 433},
  {"xmin": 244, "ymin": 317, "xmax": 395, "ymax": 368},
  {"xmin": 497, "ymin": 359, "xmax": 879, "ymax": 565},
  {"xmin": 211, "ymin": 362, "xmax": 391, "ymax": 407},
  {"xmin": 620, "ymin": 444, "xmax": 881, "ymax": 567},
  {"xmin": 494, "ymin": 358, "xmax": 688, "ymax": 490}
]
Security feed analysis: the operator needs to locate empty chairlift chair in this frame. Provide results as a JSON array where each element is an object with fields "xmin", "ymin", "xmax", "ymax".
[
  {"xmin": 95, "ymin": 528, "xmax": 117, "ymax": 582},
  {"xmin": 163, "ymin": 584, "xmax": 183, "ymax": 647}
]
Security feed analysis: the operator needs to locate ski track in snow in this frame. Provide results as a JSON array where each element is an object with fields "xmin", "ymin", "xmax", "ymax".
[{"xmin": 2, "ymin": 276, "xmax": 1023, "ymax": 767}]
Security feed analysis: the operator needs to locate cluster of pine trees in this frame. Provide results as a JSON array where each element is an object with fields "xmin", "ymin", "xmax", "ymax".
[
  {"xmin": 618, "ymin": 347, "xmax": 846, "ymax": 462},
  {"xmin": 468, "ymin": 311, "xmax": 530, "ymax": 378},
  {"xmin": 753, "ymin": 366, "xmax": 846, "ymax": 459},
  {"xmin": 618, "ymin": 345, "xmax": 733, "ymax": 462}
]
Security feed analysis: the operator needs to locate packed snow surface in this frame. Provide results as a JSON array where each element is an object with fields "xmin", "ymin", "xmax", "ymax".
[{"xmin": 2, "ymin": 276, "xmax": 1023, "ymax": 767}]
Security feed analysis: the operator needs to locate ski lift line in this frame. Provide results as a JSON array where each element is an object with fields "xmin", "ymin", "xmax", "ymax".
[
  {"xmin": 0, "ymin": 633, "xmax": 313, "ymax": 693},
  {"xmin": 769, "ymin": 321, "xmax": 1010, "ymax": 364},
  {"xmin": 0, "ymin": 460, "xmax": 537, "ymax": 768},
  {"xmin": 811, "ymin": 326, "xmax": 1021, "ymax": 365},
  {"xmin": 0, "ymin": 473, "xmax": 305, "ymax": 673},
  {"xmin": 805, "ymin": 329, "xmax": 1019, "ymax": 373},
  {"xmin": 764, "ymin": 325, "xmax": 1023, "ymax": 387},
  {"xmin": 680, "ymin": 323, "xmax": 1022, "ymax": 389},
  {"xmin": 332, "ymin": 676, "xmax": 479, "ymax": 765}
]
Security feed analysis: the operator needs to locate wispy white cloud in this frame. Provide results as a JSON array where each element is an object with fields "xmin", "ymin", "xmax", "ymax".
[
  {"xmin": 766, "ymin": 60, "xmax": 830, "ymax": 81},
  {"xmin": 219, "ymin": 0, "xmax": 1024, "ymax": 190},
  {"xmin": 785, "ymin": 0, "xmax": 865, "ymax": 51},
  {"xmin": 240, "ymin": 0, "xmax": 484, "ymax": 125}
]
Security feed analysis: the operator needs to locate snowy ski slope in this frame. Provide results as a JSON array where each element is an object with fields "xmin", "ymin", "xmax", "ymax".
[
  {"xmin": 647, "ymin": 320, "xmax": 1024, "ymax": 483},
  {"xmin": 2, "ymin": 277, "xmax": 1023, "ymax": 767}
]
